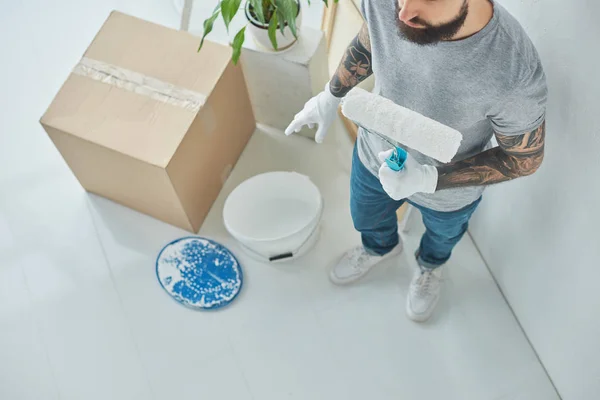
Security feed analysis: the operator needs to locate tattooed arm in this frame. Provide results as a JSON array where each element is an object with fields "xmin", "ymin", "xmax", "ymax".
[
  {"xmin": 436, "ymin": 121, "xmax": 545, "ymax": 190},
  {"xmin": 329, "ymin": 23, "xmax": 373, "ymax": 98}
]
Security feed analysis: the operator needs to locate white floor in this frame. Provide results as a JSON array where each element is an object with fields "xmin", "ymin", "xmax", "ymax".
[{"xmin": 0, "ymin": 1, "xmax": 558, "ymax": 399}]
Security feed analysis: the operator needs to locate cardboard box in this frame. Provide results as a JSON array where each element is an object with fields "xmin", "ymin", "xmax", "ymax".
[{"xmin": 40, "ymin": 11, "xmax": 256, "ymax": 232}]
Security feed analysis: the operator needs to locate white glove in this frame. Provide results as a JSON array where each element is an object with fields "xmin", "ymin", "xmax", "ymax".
[
  {"xmin": 378, "ymin": 149, "xmax": 439, "ymax": 201},
  {"xmin": 285, "ymin": 83, "xmax": 341, "ymax": 144}
]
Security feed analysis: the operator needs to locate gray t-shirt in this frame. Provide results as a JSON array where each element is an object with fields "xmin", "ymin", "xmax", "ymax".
[{"xmin": 358, "ymin": 0, "xmax": 547, "ymax": 212}]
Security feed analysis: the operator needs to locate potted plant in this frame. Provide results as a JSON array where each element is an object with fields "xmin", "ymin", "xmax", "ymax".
[{"xmin": 198, "ymin": 0, "xmax": 336, "ymax": 64}]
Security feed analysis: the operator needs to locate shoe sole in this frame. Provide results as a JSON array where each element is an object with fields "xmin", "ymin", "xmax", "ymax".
[{"xmin": 329, "ymin": 245, "xmax": 403, "ymax": 286}]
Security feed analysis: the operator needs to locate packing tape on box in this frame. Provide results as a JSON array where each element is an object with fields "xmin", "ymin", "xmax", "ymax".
[{"xmin": 72, "ymin": 57, "xmax": 206, "ymax": 112}]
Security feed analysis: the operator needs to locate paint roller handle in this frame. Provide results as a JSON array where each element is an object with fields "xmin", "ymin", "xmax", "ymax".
[
  {"xmin": 385, "ymin": 147, "xmax": 408, "ymax": 171},
  {"xmin": 377, "ymin": 149, "xmax": 438, "ymax": 201}
]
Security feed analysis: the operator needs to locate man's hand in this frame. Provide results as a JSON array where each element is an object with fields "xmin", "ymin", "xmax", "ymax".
[
  {"xmin": 378, "ymin": 150, "xmax": 438, "ymax": 200},
  {"xmin": 285, "ymin": 84, "xmax": 341, "ymax": 143},
  {"xmin": 284, "ymin": 23, "xmax": 373, "ymax": 144}
]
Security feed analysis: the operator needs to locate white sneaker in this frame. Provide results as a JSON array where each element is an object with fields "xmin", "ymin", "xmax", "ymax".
[
  {"xmin": 406, "ymin": 265, "xmax": 443, "ymax": 322},
  {"xmin": 329, "ymin": 243, "xmax": 403, "ymax": 285}
]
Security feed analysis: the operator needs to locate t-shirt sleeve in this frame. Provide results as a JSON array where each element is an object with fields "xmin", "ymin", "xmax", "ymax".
[
  {"xmin": 490, "ymin": 58, "xmax": 548, "ymax": 136},
  {"xmin": 360, "ymin": 0, "xmax": 368, "ymax": 20}
]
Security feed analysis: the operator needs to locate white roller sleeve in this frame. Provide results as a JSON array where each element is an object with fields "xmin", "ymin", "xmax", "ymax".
[{"xmin": 340, "ymin": 88, "xmax": 463, "ymax": 163}]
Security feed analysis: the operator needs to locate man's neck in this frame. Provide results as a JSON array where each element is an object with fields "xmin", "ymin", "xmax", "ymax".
[{"xmin": 450, "ymin": 0, "xmax": 494, "ymax": 41}]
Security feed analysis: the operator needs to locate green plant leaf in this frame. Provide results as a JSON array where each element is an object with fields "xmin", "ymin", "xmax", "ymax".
[
  {"xmin": 267, "ymin": 0, "xmax": 285, "ymax": 35},
  {"xmin": 276, "ymin": 7, "xmax": 286, "ymax": 35},
  {"xmin": 268, "ymin": 12, "xmax": 278, "ymax": 50},
  {"xmin": 275, "ymin": 0, "xmax": 297, "ymax": 38},
  {"xmin": 249, "ymin": 0, "xmax": 265, "ymax": 24},
  {"xmin": 232, "ymin": 26, "xmax": 246, "ymax": 65},
  {"xmin": 198, "ymin": 9, "xmax": 221, "ymax": 52},
  {"xmin": 221, "ymin": 0, "xmax": 243, "ymax": 32},
  {"xmin": 286, "ymin": 0, "xmax": 298, "ymax": 38}
]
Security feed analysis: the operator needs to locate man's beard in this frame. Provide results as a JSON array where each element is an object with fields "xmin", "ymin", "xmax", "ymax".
[{"xmin": 395, "ymin": 0, "xmax": 469, "ymax": 46}]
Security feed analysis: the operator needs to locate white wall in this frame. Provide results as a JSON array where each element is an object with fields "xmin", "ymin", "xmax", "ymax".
[{"xmin": 469, "ymin": 1, "xmax": 600, "ymax": 398}]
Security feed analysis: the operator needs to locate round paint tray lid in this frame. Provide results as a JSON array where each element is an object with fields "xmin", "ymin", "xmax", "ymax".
[{"xmin": 156, "ymin": 237, "xmax": 243, "ymax": 310}]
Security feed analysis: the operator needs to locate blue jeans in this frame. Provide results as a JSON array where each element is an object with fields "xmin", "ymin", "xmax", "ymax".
[{"xmin": 350, "ymin": 144, "xmax": 481, "ymax": 269}]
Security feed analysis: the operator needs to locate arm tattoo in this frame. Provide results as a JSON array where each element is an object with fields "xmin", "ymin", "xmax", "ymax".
[
  {"xmin": 436, "ymin": 121, "xmax": 546, "ymax": 190},
  {"xmin": 330, "ymin": 24, "xmax": 373, "ymax": 97}
]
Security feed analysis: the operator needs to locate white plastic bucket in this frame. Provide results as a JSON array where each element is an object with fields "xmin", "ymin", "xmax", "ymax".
[{"xmin": 223, "ymin": 172, "xmax": 323, "ymax": 262}]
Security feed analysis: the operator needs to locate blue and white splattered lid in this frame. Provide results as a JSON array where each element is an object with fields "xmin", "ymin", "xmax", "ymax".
[{"xmin": 156, "ymin": 237, "xmax": 243, "ymax": 310}]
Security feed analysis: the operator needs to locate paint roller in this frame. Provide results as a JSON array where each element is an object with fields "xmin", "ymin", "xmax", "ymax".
[{"xmin": 340, "ymin": 88, "xmax": 463, "ymax": 169}]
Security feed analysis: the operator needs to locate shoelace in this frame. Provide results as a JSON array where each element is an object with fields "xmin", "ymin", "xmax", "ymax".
[
  {"xmin": 350, "ymin": 248, "xmax": 369, "ymax": 269},
  {"xmin": 415, "ymin": 270, "xmax": 435, "ymax": 298}
]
